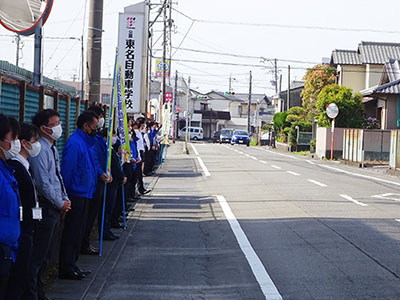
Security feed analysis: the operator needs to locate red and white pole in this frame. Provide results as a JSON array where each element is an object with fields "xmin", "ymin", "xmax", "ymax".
[{"xmin": 330, "ymin": 118, "xmax": 335, "ymax": 160}]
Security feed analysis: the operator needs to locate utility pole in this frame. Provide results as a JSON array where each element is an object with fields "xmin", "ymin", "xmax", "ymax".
[
  {"xmin": 274, "ymin": 58, "xmax": 278, "ymax": 95},
  {"xmin": 162, "ymin": 1, "xmax": 167, "ymax": 106},
  {"xmin": 287, "ymin": 65, "xmax": 291, "ymax": 112},
  {"xmin": 229, "ymin": 74, "xmax": 232, "ymax": 93},
  {"xmin": 172, "ymin": 70, "xmax": 178, "ymax": 143},
  {"xmin": 33, "ymin": 21, "xmax": 43, "ymax": 86},
  {"xmin": 86, "ymin": 0, "xmax": 104, "ymax": 103},
  {"xmin": 81, "ymin": 35, "xmax": 84, "ymax": 100},
  {"xmin": 185, "ymin": 76, "xmax": 190, "ymax": 143},
  {"xmin": 247, "ymin": 70, "xmax": 252, "ymax": 134},
  {"xmin": 15, "ymin": 34, "xmax": 20, "ymax": 67},
  {"xmin": 168, "ymin": 0, "xmax": 172, "ymax": 87}
]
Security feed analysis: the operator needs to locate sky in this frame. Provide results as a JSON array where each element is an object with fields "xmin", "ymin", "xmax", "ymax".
[{"xmin": 0, "ymin": 0, "xmax": 400, "ymax": 96}]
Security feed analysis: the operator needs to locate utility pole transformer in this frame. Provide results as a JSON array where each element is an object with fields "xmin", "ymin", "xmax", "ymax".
[
  {"xmin": 247, "ymin": 70, "xmax": 252, "ymax": 134},
  {"xmin": 86, "ymin": 0, "xmax": 104, "ymax": 103},
  {"xmin": 287, "ymin": 65, "xmax": 291, "ymax": 111},
  {"xmin": 274, "ymin": 58, "xmax": 278, "ymax": 95}
]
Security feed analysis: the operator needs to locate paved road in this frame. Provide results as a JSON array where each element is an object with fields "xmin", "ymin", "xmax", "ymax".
[{"xmin": 58, "ymin": 142, "xmax": 400, "ymax": 299}]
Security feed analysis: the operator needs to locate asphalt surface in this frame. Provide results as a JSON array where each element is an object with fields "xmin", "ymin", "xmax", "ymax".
[{"xmin": 49, "ymin": 142, "xmax": 400, "ymax": 299}]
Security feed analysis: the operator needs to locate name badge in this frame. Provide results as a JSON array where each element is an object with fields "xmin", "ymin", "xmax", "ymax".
[
  {"xmin": 32, "ymin": 207, "xmax": 42, "ymax": 220},
  {"xmin": 20, "ymin": 206, "xmax": 23, "ymax": 222}
]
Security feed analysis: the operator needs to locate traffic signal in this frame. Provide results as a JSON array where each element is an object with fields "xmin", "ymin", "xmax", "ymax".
[
  {"xmin": 225, "ymin": 92, "xmax": 235, "ymax": 95},
  {"xmin": 196, "ymin": 95, "xmax": 208, "ymax": 99}
]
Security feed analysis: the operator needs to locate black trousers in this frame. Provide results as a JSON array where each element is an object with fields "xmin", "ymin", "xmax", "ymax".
[
  {"xmin": 144, "ymin": 149, "xmax": 155, "ymax": 175},
  {"xmin": 136, "ymin": 152, "xmax": 145, "ymax": 193},
  {"xmin": 22, "ymin": 200, "xmax": 60, "ymax": 300},
  {"xmin": 6, "ymin": 220, "xmax": 35, "ymax": 300},
  {"xmin": 98, "ymin": 181, "xmax": 119, "ymax": 237},
  {"xmin": 81, "ymin": 181, "xmax": 104, "ymax": 250},
  {"xmin": 0, "ymin": 243, "xmax": 12, "ymax": 300},
  {"xmin": 59, "ymin": 196, "xmax": 89, "ymax": 275}
]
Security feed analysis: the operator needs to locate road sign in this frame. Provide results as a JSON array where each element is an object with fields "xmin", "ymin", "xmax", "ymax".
[
  {"xmin": 326, "ymin": 103, "xmax": 339, "ymax": 119},
  {"xmin": 176, "ymin": 105, "xmax": 181, "ymax": 112},
  {"xmin": 165, "ymin": 92, "xmax": 173, "ymax": 103}
]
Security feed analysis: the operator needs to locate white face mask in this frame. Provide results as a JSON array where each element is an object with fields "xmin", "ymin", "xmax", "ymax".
[
  {"xmin": 24, "ymin": 141, "xmax": 42, "ymax": 158},
  {"xmin": 98, "ymin": 117, "xmax": 105, "ymax": 129},
  {"xmin": 112, "ymin": 136, "xmax": 118, "ymax": 145},
  {"xmin": 44, "ymin": 124, "xmax": 62, "ymax": 140},
  {"xmin": 0, "ymin": 139, "xmax": 21, "ymax": 160}
]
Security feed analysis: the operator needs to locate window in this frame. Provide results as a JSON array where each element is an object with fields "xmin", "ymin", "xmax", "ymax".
[
  {"xmin": 190, "ymin": 128, "xmax": 194, "ymax": 132},
  {"xmin": 101, "ymin": 93, "xmax": 111, "ymax": 104},
  {"xmin": 238, "ymin": 105, "xmax": 243, "ymax": 116},
  {"xmin": 194, "ymin": 129, "xmax": 199, "ymax": 133}
]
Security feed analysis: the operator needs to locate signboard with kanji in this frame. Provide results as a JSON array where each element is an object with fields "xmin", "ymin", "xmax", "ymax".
[
  {"xmin": 155, "ymin": 59, "xmax": 170, "ymax": 77},
  {"xmin": 165, "ymin": 92, "xmax": 173, "ymax": 103},
  {"xmin": 118, "ymin": 13, "xmax": 144, "ymax": 113}
]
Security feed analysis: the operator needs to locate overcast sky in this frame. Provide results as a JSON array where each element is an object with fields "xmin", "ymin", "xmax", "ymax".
[{"xmin": 0, "ymin": 0, "xmax": 399, "ymax": 96}]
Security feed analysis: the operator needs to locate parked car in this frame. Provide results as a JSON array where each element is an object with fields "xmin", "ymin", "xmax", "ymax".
[
  {"xmin": 178, "ymin": 126, "xmax": 204, "ymax": 140},
  {"xmin": 212, "ymin": 131, "xmax": 221, "ymax": 143},
  {"xmin": 260, "ymin": 131, "xmax": 275, "ymax": 146},
  {"xmin": 220, "ymin": 129, "xmax": 233, "ymax": 143},
  {"xmin": 231, "ymin": 130, "xmax": 250, "ymax": 146}
]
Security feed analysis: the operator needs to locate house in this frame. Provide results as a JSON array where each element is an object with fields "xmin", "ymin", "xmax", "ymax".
[
  {"xmin": 279, "ymin": 80, "xmax": 305, "ymax": 111},
  {"xmin": 330, "ymin": 41, "xmax": 400, "ymax": 93},
  {"xmin": 361, "ymin": 59, "xmax": 400, "ymax": 129}
]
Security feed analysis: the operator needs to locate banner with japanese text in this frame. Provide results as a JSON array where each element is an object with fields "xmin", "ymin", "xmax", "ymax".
[{"xmin": 118, "ymin": 13, "xmax": 144, "ymax": 113}]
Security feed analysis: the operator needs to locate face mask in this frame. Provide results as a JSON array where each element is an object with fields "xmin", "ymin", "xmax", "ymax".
[
  {"xmin": 24, "ymin": 141, "xmax": 41, "ymax": 158},
  {"xmin": 44, "ymin": 124, "xmax": 62, "ymax": 140},
  {"xmin": 0, "ymin": 139, "xmax": 21, "ymax": 160},
  {"xmin": 97, "ymin": 117, "xmax": 105, "ymax": 129},
  {"xmin": 112, "ymin": 136, "xmax": 118, "ymax": 145}
]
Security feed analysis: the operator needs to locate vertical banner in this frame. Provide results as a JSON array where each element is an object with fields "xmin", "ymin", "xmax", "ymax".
[
  {"xmin": 155, "ymin": 59, "xmax": 170, "ymax": 77},
  {"xmin": 116, "ymin": 64, "xmax": 132, "ymax": 163},
  {"xmin": 118, "ymin": 13, "xmax": 144, "ymax": 113},
  {"xmin": 106, "ymin": 54, "xmax": 118, "ymax": 177}
]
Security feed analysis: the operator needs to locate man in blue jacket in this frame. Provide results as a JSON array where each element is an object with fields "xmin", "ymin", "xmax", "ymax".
[
  {"xmin": 59, "ymin": 111, "xmax": 108, "ymax": 280},
  {"xmin": 81, "ymin": 105, "xmax": 107, "ymax": 255}
]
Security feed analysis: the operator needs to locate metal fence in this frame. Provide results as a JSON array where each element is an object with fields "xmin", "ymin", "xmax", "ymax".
[
  {"xmin": 298, "ymin": 132, "xmax": 313, "ymax": 145},
  {"xmin": 343, "ymin": 129, "xmax": 390, "ymax": 166}
]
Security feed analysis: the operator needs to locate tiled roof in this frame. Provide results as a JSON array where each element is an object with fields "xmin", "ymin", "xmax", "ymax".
[
  {"xmin": 359, "ymin": 41, "xmax": 400, "ymax": 64},
  {"xmin": 374, "ymin": 79, "xmax": 400, "ymax": 94},
  {"xmin": 383, "ymin": 58, "xmax": 400, "ymax": 82},
  {"xmin": 331, "ymin": 42, "xmax": 400, "ymax": 66},
  {"xmin": 331, "ymin": 50, "xmax": 362, "ymax": 65}
]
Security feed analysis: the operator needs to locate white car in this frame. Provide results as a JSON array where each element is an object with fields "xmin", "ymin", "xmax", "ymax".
[{"xmin": 178, "ymin": 127, "xmax": 204, "ymax": 140}]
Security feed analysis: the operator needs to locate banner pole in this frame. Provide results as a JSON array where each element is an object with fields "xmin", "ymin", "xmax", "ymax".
[{"xmin": 99, "ymin": 50, "xmax": 118, "ymax": 256}]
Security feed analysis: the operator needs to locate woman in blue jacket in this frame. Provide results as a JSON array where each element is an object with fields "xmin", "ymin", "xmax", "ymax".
[{"xmin": 0, "ymin": 114, "xmax": 20, "ymax": 299}]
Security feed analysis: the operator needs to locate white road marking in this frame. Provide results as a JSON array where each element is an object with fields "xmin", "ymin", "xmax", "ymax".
[
  {"xmin": 197, "ymin": 157, "xmax": 211, "ymax": 177},
  {"xmin": 250, "ymin": 156, "xmax": 258, "ymax": 160},
  {"xmin": 215, "ymin": 195, "xmax": 283, "ymax": 300},
  {"xmin": 320, "ymin": 165, "xmax": 400, "ymax": 188},
  {"xmin": 260, "ymin": 160, "xmax": 268, "ymax": 164},
  {"xmin": 234, "ymin": 149, "xmax": 239, "ymax": 153},
  {"xmin": 238, "ymin": 151, "xmax": 244, "ymax": 154},
  {"xmin": 307, "ymin": 179, "xmax": 327, "ymax": 187},
  {"xmin": 287, "ymin": 171, "xmax": 300, "ymax": 176},
  {"xmin": 262, "ymin": 148, "xmax": 300, "ymax": 160},
  {"xmin": 306, "ymin": 160, "xmax": 315, "ymax": 165},
  {"xmin": 244, "ymin": 154, "xmax": 251, "ymax": 158},
  {"xmin": 271, "ymin": 165, "xmax": 282, "ymax": 170},
  {"xmin": 371, "ymin": 193, "xmax": 400, "ymax": 202},
  {"xmin": 340, "ymin": 194, "xmax": 368, "ymax": 207},
  {"xmin": 190, "ymin": 143, "xmax": 199, "ymax": 155},
  {"xmin": 395, "ymin": 219, "xmax": 400, "ymax": 223}
]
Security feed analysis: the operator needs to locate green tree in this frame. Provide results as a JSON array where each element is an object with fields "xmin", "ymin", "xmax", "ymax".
[
  {"xmin": 272, "ymin": 111, "xmax": 289, "ymax": 133},
  {"xmin": 316, "ymin": 84, "xmax": 364, "ymax": 128},
  {"xmin": 301, "ymin": 64, "xmax": 336, "ymax": 121}
]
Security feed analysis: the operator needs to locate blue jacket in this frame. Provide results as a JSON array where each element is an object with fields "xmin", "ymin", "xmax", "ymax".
[
  {"xmin": 0, "ymin": 158, "xmax": 20, "ymax": 260},
  {"xmin": 61, "ymin": 129, "xmax": 99, "ymax": 199},
  {"xmin": 93, "ymin": 133, "xmax": 107, "ymax": 176},
  {"xmin": 129, "ymin": 139, "xmax": 138, "ymax": 170}
]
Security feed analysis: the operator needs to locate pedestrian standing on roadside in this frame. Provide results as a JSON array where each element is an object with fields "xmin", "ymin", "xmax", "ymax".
[
  {"xmin": 25, "ymin": 109, "xmax": 71, "ymax": 300},
  {"xmin": 6, "ymin": 123, "xmax": 42, "ymax": 300},
  {"xmin": 80, "ymin": 105, "xmax": 108, "ymax": 256},
  {"xmin": 0, "ymin": 114, "xmax": 20, "ymax": 300},
  {"xmin": 59, "ymin": 111, "xmax": 109, "ymax": 280},
  {"xmin": 134, "ymin": 119, "xmax": 150, "ymax": 195}
]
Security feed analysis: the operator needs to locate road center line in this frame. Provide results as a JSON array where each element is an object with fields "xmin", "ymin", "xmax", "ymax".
[
  {"xmin": 261, "ymin": 148, "xmax": 300, "ymax": 160},
  {"xmin": 215, "ymin": 195, "xmax": 283, "ymax": 300},
  {"xmin": 271, "ymin": 165, "xmax": 282, "ymax": 170},
  {"xmin": 197, "ymin": 157, "xmax": 211, "ymax": 177},
  {"xmin": 250, "ymin": 156, "xmax": 257, "ymax": 160},
  {"xmin": 190, "ymin": 143, "xmax": 199, "ymax": 155},
  {"xmin": 307, "ymin": 179, "xmax": 327, "ymax": 187},
  {"xmin": 306, "ymin": 160, "xmax": 315, "ymax": 165},
  {"xmin": 287, "ymin": 171, "xmax": 300, "ymax": 176},
  {"xmin": 395, "ymin": 219, "xmax": 400, "ymax": 223},
  {"xmin": 260, "ymin": 160, "xmax": 268, "ymax": 164},
  {"xmin": 340, "ymin": 194, "xmax": 368, "ymax": 207}
]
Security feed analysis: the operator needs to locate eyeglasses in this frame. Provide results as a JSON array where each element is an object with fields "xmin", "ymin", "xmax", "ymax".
[{"xmin": 47, "ymin": 121, "xmax": 62, "ymax": 127}]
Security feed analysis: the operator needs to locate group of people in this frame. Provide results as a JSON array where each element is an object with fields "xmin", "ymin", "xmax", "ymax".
[{"xmin": 0, "ymin": 106, "xmax": 161, "ymax": 300}]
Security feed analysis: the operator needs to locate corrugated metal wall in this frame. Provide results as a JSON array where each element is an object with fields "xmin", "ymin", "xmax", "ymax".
[
  {"xmin": 57, "ymin": 98, "xmax": 67, "ymax": 158},
  {"xmin": 69, "ymin": 100, "xmax": 77, "ymax": 137},
  {"xmin": 24, "ymin": 89, "xmax": 40, "ymax": 122},
  {"xmin": 0, "ymin": 83, "xmax": 19, "ymax": 119}
]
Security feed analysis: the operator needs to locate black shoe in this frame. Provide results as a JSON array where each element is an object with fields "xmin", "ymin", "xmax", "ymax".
[
  {"xmin": 103, "ymin": 234, "xmax": 119, "ymax": 241},
  {"xmin": 111, "ymin": 222, "xmax": 124, "ymax": 229},
  {"xmin": 80, "ymin": 247, "xmax": 99, "ymax": 255},
  {"xmin": 59, "ymin": 271, "xmax": 85, "ymax": 280},
  {"xmin": 139, "ymin": 189, "xmax": 151, "ymax": 195},
  {"xmin": 78, "ymin": 270, "xmax": 92, "ymax": 276}
]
